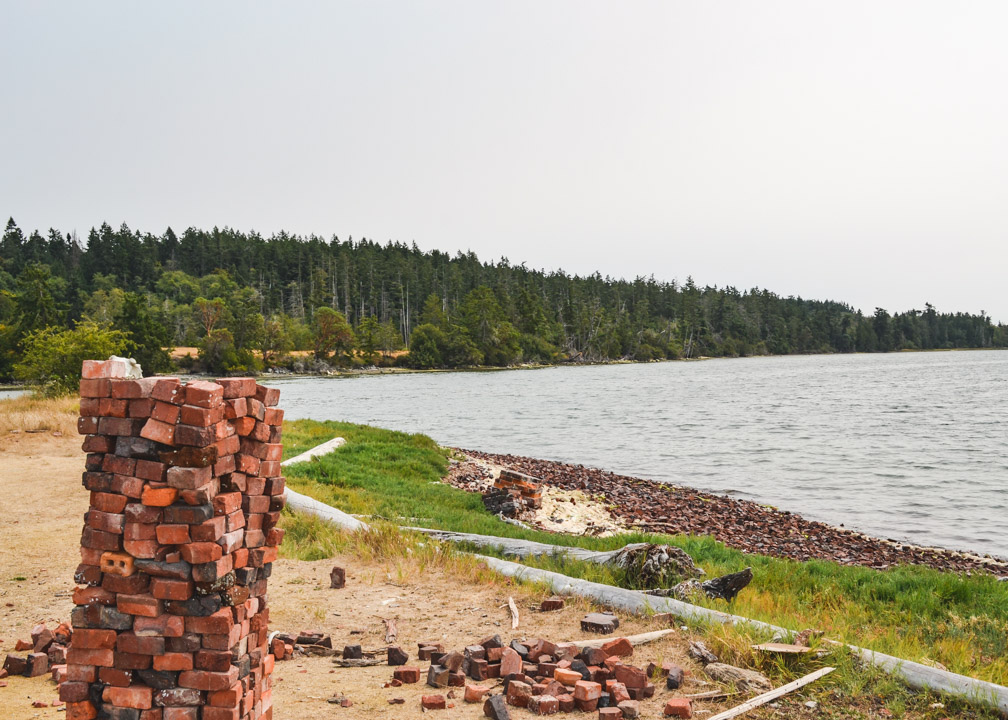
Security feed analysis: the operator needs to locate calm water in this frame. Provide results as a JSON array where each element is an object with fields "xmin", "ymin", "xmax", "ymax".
[{"xmin": 267, "ymin": 351, "xmax": 1008, "ymax": 560}]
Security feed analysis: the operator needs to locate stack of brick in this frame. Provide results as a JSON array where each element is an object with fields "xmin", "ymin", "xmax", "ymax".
[
  {"xmin": 65, "ymin": 360, "xmax": 285, "ymax": 720},
  {"xmin": 482, "ymin": 470, "xmax": 542, "ymax": 516}
]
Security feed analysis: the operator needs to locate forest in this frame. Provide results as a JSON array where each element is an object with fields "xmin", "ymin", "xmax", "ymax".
[{"xmin": 1, "ymin": 218, "xmax": 1004, "ymax": 388}]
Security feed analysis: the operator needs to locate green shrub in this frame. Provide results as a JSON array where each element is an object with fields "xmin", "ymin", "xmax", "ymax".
[{"xmin": 15, "ymin": 320, "xmax": 127, "ymax": 396}]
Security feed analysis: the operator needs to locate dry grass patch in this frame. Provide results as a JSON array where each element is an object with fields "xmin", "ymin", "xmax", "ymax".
[{"xmin": 0, "ymin": 393, "xmax": 79, "ymax": 439}]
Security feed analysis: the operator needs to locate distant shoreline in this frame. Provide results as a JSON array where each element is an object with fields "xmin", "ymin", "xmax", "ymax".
[{"xmin": 458, "ymin": 447, "xmax": 1008, "ymax": 576}]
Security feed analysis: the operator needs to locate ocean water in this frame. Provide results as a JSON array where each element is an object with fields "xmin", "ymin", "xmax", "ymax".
[{"xmin": 267, "ymin": 350, "xmax": 1008, "ymax": 559}]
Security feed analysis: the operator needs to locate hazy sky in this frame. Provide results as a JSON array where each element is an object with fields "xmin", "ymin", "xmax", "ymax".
[{"xmin": 3, "ymin": 2, "xmax": 1007, "ymax": 320}]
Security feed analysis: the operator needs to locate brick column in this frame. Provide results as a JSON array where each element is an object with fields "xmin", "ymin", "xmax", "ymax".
[{"xmin": 64, "ymin": 361, "xmax": 285, "ymax": 720}]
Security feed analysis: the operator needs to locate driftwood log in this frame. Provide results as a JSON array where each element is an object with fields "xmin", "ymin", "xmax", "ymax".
[
  {"xmin": 410, "ymin": 529, "xmax": 749, "ymax": 600},
  {"xmin": 704, "ymin": 663, "xmax": 773, "ymax": 693}
]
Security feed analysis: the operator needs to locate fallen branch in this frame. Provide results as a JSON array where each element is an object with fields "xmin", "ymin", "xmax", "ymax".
[
  {"xmin": 333, "ymin": 657, "xmax": 384, "ymax": 668},
  {"xmin": 706, "ymin": 667, "xmax": 835, "ymax": 720}
]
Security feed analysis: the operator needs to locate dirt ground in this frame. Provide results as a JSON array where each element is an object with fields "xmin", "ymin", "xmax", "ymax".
[{"xmin": 0, "ymin": 433, "xmax": 813, "ymax": 720}]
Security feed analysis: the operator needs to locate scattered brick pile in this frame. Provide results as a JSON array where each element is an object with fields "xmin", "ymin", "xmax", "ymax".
[
  {"xmin": 2, "ymin": 621, "xmax": 73, "ymax": 686},
  {"xmin": 66, "ymin": 360, "xmax": 286, "ymax": 720},
  {"xmin": 483, "ymin": 469, "xmax": 542, "ymax": 517},
  {"xmin": 385, "ymin": 632, "xmax": 689, "ymax": 718}
]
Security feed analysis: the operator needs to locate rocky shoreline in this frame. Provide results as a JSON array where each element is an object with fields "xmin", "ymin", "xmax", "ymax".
[{"xmin": 457, "ymin": 449, "xmax": 1008, "ymax": 576}]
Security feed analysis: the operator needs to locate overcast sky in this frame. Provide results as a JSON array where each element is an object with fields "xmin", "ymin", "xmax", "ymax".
[{"xmin": 3, "ymin": 2, "xmax": 1006, "ymax": 320}]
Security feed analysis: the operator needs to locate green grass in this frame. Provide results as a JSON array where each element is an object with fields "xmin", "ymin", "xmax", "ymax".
[{"xmin": 280, "ymin": 418, "xmax": 1008, "ymax": 694}]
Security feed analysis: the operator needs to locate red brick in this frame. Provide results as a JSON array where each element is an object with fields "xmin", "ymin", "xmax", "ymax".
[
  {"xmin": 555, "ymin": 668, "xmax": 582, "ymax": 686},
  {"xmin": 124, "ymin": 522, "xmax": 157, "ymax": 540},
  {"xmin": 184, "ymin": 608, "xmax": 234, "ymax": 635},
  {"xmin": 110, "ymin": 377, "xmax": 157, "ymax": 399},
  {"xmin": 394, "ymin": 667, "xmax": 420, "ymax": 683},
  {"xmin": 66, "ymin": 664, "xmax": 98, "ymax": 683},
  {"xmin": 99, "ymin": 666, "xmax": 133, "ymax": 686},
  {"xmin": 117, "ymin": 594, "xmax": 163, "ymax": 618},
  {"xmin": 98, "ymin": 416, "xmax": 138, "ymax": 436},
  {"xmin": 166, "ymin": 465, "xmax": 212, "ymax": 490},
  {"xmin": 123, "ymin": 539, "xmax": 160, "ymax": 558},
  {"xmin": 72, "ymin": 586, "xmax": 116, "ymax": 606},
  {"xmin": 263, "ymin": 407, "xmax": 283, "ymax": 425},
  {"xmin": 254, "ymin": 384, "xmax": 280, "ymax": 406},
  {"xmin": 78, "ymin": 416, "xmax": 100, "ymax": 435},
  {"xmin": 179, "ymin": 403, "xmax": 224, "ymax": 427},
  {"xmin": 128, "ymin": 398, "xmax": 155, "ymax": 418},
  {"xmin": 599, "ymin": 707, "xmax": 622, "ymax": 719},
  {"xmin": 117, "ymin": 633, "xmax": 166, "ymax": 655},
  {"xmin": 155, "ymin": 524, "xmax": 191, "ymax": 545},
  {"xmin": 421, "ymin": 695, "xmax": 446, "ymax": 710},
  {"xmin": 217, "ymin": 377, "xmax": 257, "ymax": 398},
  {"xmin": 664, "ymin": 698, "xmax": 692, "ymax": 718},
  {"xmin": 151, "ymin": 377, "xmax": 183, "ymax": 403},
  {"xmin": 190, "ymin": 515, "xmax": 226, "ymax": 542},
  {"xmin": 175, "ymin": 424, "xmax": 215, "ymax": 447},
  {"xmin": 98, "ymin": 397, "xmax": 129, "ymax": 417},
  {"xmin": 71, "ymin": 628, "xmax": 117, "ymax": 649},
  {"xmin": 232, "ymin": 416, "xmax": 256, "ymax": 436},
  {"xmin": 80, "ymin": 378, "xmax": 111, "ymax": 398},
  {"xmin": 185, "ymin": 381, "xmax": 223, "ymax": 408},
  {"xmin": 202, "ymin": 708, "xmax": 239, "ymax": 720},
  {"xmin": 212, "ymin": 491, "xmax": 242, "ymax": 516},
  {"xmin": 178, "ymin": 666, "xmax": 239, "ymax": 691},
  {"xmin": 65, "ymin": 701, "xmax": 99, "ymax": 720},
  {"xmin": 140, "ymin": 418, "xmax": 176, "ymax": 446},
  {"xmin": 90, "ymin": 491, "xmax": 128, "ymax": 514},
  {"xmin": 66, "ymin": 648, "xmax": 114, "ymax": 667},
  {"xmin": 103, "ymin": 684, "xmax": 153, "ymax": 709},
  {"xmin": 88, "ymin": 510, "xmax": 125, "ymax": 534},
  {"xmin": 151, "ymin": 401, "xmax": 180, "ymax": 424},
  {"xmin": 124, "ymin": 502, "xmax": 162, "ymax": 525},
  {"xmin": 162, "ymin": 708, "xmax": 198, "ymax": 720},
  {"xmin": 109, "ymin": 474, "xmax": 145, "ymax": 498},
  {"xmin": 140, "ymin": 486, "xmax": 178, "ymax": 507},
  {"xmin": 224, "ymin": 397, "xmax": 247, "ymax": 419},
  {"xmin": 195, "ymin": 650, "xmax": 233, "ymax": 672},
  {"xmin": 154, "ymin": 653, "xmax": 194, "ymax": 671},
  {"xmin": 180, "ymin": 542, "xmax": 222, "ymax": 564},
  {"xmin": 151, "ymin": 578, "xmax": 194, "ymax": 601},
  {"xmin": 574, "ymin": 681, "xmax": 602, "ymax": 701},
  {"xmin": 81, "ymin": 434, "xmax": 114, "ymax": 453},
  {"xmin": 133, "ymin": 614, "xmax": 184, "ymax": 638},
  {"xmin": 82, "ymin": 359, "xmax": 127, "ymax": 379},
  {"xmin": 613, "ymin": 664, "xmax": 647, "ymax": 689},
  {"xmin": 601, "ymin": 638, "xmax": 633, "ymax": 657}
]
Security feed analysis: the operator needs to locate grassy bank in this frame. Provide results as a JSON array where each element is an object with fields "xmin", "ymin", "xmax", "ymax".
[{"xmin": 280, "ymin": 418, "xmax": 1008, "ymax": 695}]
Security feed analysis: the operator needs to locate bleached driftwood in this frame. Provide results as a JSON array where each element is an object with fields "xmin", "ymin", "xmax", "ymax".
[
  {"xmin": 508, "ymin": 597, "xmax": 520, "ymax": 629},
  {"xmin": 704, "ymin": 663, "xmax": 772, "ymax": 693},
  {"xmin": 281, "ymin": 437, "xmax": 347, "ymax": 466},
  {"xmin": 706, "ymin": 667, "xmax": 835, "ymax": 720},
  {"xmin": 284, "ymin": 488, "xmax": 370, "ymax": 532},
  {"xmin": 571, "ymin": 628, "xmax": 676, "ymax": 649}
]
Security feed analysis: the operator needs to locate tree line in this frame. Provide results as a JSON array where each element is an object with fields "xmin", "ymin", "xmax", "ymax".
[{"xmin": 1, "ymin": 218, "xmax": 1004, "ymax": 386}]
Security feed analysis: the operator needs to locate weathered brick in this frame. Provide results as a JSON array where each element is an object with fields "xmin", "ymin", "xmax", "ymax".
[
  {"xmin": 184, "ymin": 381, "xmax": 224, "ymax": 408},
  {"xmin": 178, "ymin": 666, "xmax": 239, "ymax": 691},
  {"xmin": 140, "ymin": 419, "xmax": 176, "ymax": 446},
  {"xmin": 103, "ymin": 684, "xmax": 154, "ymax": 709}
]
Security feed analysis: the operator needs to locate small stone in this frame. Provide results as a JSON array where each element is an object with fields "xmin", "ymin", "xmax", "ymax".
[
  {"xmin": 388, "ymin": 698, "xmax": 405, "ymax": 705},
  {"xmin": 665, "ymin": 666, "xmax": 685, "ymax": 689}
]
